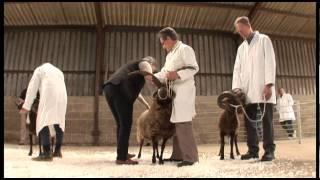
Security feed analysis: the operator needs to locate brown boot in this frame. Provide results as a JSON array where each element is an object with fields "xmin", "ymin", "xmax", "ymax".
[
  {"xmin": 32, "ymin": 152, "xmax": 53, "ymax": 161},
  {"xmin": 116, "ymin": 159, "xmax": 139, "ymax": 165},
  {"xmin": 53, "ymin": 145, "xmax": 62, "ymax": 158},
  {"xmin": 53, "ymin": 150, "xmax": 62, "ymax": 158}
]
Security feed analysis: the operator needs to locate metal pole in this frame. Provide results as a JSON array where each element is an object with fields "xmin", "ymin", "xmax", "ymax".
[{"xmin": 296, "ymin": 101, "xmax": 302, "ymax": 144}]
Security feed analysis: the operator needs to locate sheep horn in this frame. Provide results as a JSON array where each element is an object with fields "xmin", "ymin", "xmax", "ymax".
[
  {"xmin": 128, "ymin": 71, "xmax": 163, "ymax": 88},
  {"xmin": 217, "ymin": 91, "xmax": 237, "ymax": 109}
]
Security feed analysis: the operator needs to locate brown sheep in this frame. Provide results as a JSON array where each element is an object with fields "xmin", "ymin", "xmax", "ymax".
[
  {"xmin": 217, "ymin": 88, "xmax": 246, "ymax": 160},
  {"xmin": 129, "ymin": 66, "xmax": 195, "ymax": 164},
  {"xmin": 16, "ymin": 94, "xmax": 54, "ymax": 156}
]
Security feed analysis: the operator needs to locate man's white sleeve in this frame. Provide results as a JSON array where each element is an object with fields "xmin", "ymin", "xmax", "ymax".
[
  {"xmin": 263, "ymin": 36, "xmax": 276, "ymax": 86},
  {"xmin": 176, "ymin": 46, "xmax": 199, "ymax": 81},
  {"xmin": 232, "ymin": 49, "xmax": 241, "ymax": 90},
  {"xmin": 22, "ymin": 67, "xmax": 42, "ymax": 111}
]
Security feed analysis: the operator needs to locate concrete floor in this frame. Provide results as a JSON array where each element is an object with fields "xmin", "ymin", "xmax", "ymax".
[{"xmin": 4, "ymin": 137, "xmax": 316, "ymax": 178}]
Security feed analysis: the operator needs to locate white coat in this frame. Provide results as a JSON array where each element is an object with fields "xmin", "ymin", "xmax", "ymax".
[
  {"xmin": 276, "ymin": 93, "xmax": 296, "ymax": 122},
  {"xmin": 232, "ymin": 31, "xmax": 276, "ymax": 104},
  {"xmin": 23, "ymin": 63, "xmax": 67, "ymax": 135},
  {"xmin": 154, "ymin": 41, "xmax": 199, "ymax": 123}
]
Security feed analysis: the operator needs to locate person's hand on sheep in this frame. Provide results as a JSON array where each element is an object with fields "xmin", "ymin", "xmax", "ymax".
[
  {"xmin": 166, "ymin": 71, "xmax": 180, "ymax": 81},
  {"xmin": 19, "ymin": 107, "xmax": 29, "ymax": 114},
  {"xmin": 145, "ymin": 75, "xmax": 153, "ymax": 81}
]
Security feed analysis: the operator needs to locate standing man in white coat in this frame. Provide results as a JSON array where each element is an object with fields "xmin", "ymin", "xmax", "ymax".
[
  {"xmin": 276, "ymin": 88, "xmax": 296, "ymax": 138},
  {"xmin": 232, "ymin": 16, "xmax": 276, "ymax": 161},
  {"xmin": 149, "ymin": 27, "xmax": 199, "ymax": 167},
  {"xmin": 20, "ymin": 62, "xmax": 67, "ymax": 161}
]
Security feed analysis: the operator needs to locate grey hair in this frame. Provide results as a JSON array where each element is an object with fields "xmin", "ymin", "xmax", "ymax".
[{"xmin": 142, "ymin": 56, "xmax": 156, "ymax": 65}]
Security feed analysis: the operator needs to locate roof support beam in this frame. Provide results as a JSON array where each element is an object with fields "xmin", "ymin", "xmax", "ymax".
[
  {"xmin": 92, "ymin": 2, "xmax": 104, "ymax": 146},
  {"xmin": 248, "ymin": 2, "xmax": 261, "ymax": 21}
]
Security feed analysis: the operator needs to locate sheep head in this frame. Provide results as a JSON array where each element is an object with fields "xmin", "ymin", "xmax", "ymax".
[
  {"xmin": 128, "ymin": 66, "xmax": 196, "ymax": 104},
  {"xmin": 231, "ymin": 88, "xmax": 246, "ymax": 106},
  {"xmin": 128, "ymin": 70, "xmax": 177, "ymax": 104},
  {"xmin": 217, "ymin": 89, "xmax": 246, "ymax": 112},
  {"xmin": 152, "ymin": 86, "xmax": 176, "ymax": 105}
]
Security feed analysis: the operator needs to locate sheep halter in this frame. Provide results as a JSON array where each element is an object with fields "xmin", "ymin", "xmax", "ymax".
[
  {"xmin": 230, "ymin": 95, "xmax": 267, "ymax": 140},
  {"xmin": 158, "ymin": 79, "xmax": 174, "ymax": 100},
  {"xmin": 229, "ymin": 95, "xmax": 267, "ymax": 123}
]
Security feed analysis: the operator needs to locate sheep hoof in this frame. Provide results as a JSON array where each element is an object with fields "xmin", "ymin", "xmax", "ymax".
[
  {"xmin": 159, "ymin": 160, "xmax": 164, "ymax": 165},
  {"xmin": 231, "ymin": 156, "xmax": 235, "ymax": 159},
  {"xmin": 138, "ymin": 154, "xmax": 141, "ymax": 159},
  {"xmin": 152, "ymin": 159, "xmax": 156, "ymax": 164},
  {"xmin": 28, "ymin": 152, "xmax": 32, "ymax": 156},
  {"xmin": 220, "ymin": 156, "xmax": 224, "ymax": 160}
]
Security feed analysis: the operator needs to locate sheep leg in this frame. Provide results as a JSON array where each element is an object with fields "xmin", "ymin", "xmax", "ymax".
[
  {"xmin": 156, "ymin": 146, "xmax": 160, "ymax": 159},
  {"xmin": 234, "ymin": 134, "xmax": 240, "ymax": 156},
  {"xmin": 39, "ymin": 136, "xmax": 43, "ymax": 156},
  {"xmin": 152, "ymin": 139, "xmax": 157, "ymax": 164},
  {"xmin": 138, "ymin": 139, "xmax": 144, "ymax": 159},
  {"xmin": 51, "ymin": 137, "xmax": 54, "ymax": 153},
  {"xmin": 230, "ymin": 134, "xmax": 235, "ymax": 159},
  {"xmin": 28, "ymin": 134, "xmax": 33, "ymax": 156},
  {"xmin": 158, "ymin": 138, "xmax": 168, "ymax": 165},
  {"xmin": 219, "ymin": 132, "xmax": 225, "ymax": 160}
]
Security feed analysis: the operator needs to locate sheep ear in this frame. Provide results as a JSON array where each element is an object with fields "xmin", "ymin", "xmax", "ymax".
[{"xmin": 152, "ymin": 90, "xmax": 158, "ymax": 99}]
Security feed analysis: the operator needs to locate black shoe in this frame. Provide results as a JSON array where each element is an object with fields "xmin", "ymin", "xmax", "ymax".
[
  {"xmin": 261, "ymin": 152, "xmax": 275, "ymax": 161},
  {"xmin": 53, "ymin": 150, "xmax": 62, "ymax": 158},
  {"xmin": 163, "ymin": 158, "xmax": 183, "ymax": 162},
  {"xmin": 241, "ymin": 152, "xmax": 259, "ymax": 160},
  {"xmin": 177, "ymin": 161, "xmax": 194, "ymax": 167},
  {"xmin": 32, "ymin": 152, "xmax": 53, "ymax": 161}
]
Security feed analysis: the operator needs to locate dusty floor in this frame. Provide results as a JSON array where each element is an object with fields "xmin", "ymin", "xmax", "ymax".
[{"xmin": 4, "ymin": 137, "xmax": 316, "ymax": 178}]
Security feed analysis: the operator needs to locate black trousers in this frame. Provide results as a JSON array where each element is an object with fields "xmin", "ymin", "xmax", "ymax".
[
  {"xmin": 39, "ymin": 124, "xmax": 63, "ymax": 153},
  {"xmin": 104, "ymin": 84, "xmax": 134, "ymax": 161},
  {"xmin": 244, "ymin": 103, "xmax": 276, "ymax": 154},
  {"xmin": 280, "ymin": 120, "xmax": 294, "ymax": 137}
]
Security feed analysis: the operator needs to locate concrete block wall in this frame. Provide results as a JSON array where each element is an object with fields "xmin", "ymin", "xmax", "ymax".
[{"xmin": 4, "ymin": 95, "xmax": 316, "ymax": 145}]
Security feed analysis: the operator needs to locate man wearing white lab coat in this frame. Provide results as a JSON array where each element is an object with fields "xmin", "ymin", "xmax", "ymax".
[
  {"xmin": 276, "ymin": 88, "xmax": 296, "ymax": 138},
  {"xmin": 20, "ymin": 63, "xmax": 67, "ymax": 161},
  {"xmin": 150, "ymin": 27, "xmax": 199, "ymax": 167},
  {"xmin": 232, "ymin": 16, "xmax": 276, "ymax": 161}
]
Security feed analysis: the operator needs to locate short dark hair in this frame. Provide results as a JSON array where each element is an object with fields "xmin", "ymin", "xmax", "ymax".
[
  {"xmin": 158, "ymin": 27, "xmax": 179, "ymax": 41},
  {"xmin": 234, "ymin": 16, "xmax": 251, "ymax": 27}
]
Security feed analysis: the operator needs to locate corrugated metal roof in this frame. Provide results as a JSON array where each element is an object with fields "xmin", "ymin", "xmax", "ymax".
[
  {"xmin": 4, "ymin": 2, "xmax": 96, "ymax": 25},
  {"xmin": 208, "ymin": 2, "xmax": 256, "ymax": 6},
  {"xmin": 261, "ymin": 2, "xmax": 315, "ymax": 16},
  {"xmin": 251, "ymin": 10, "xmax": 315, "ymax": 39},
  {"xmin": 4, "ymin": 2, "xmax": 316, "ymax": 39}
]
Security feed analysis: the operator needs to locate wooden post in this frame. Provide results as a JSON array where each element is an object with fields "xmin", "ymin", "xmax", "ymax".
[{"xmin": 92, "ymin": 2, "xmax": 104, "ymax": 145}]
